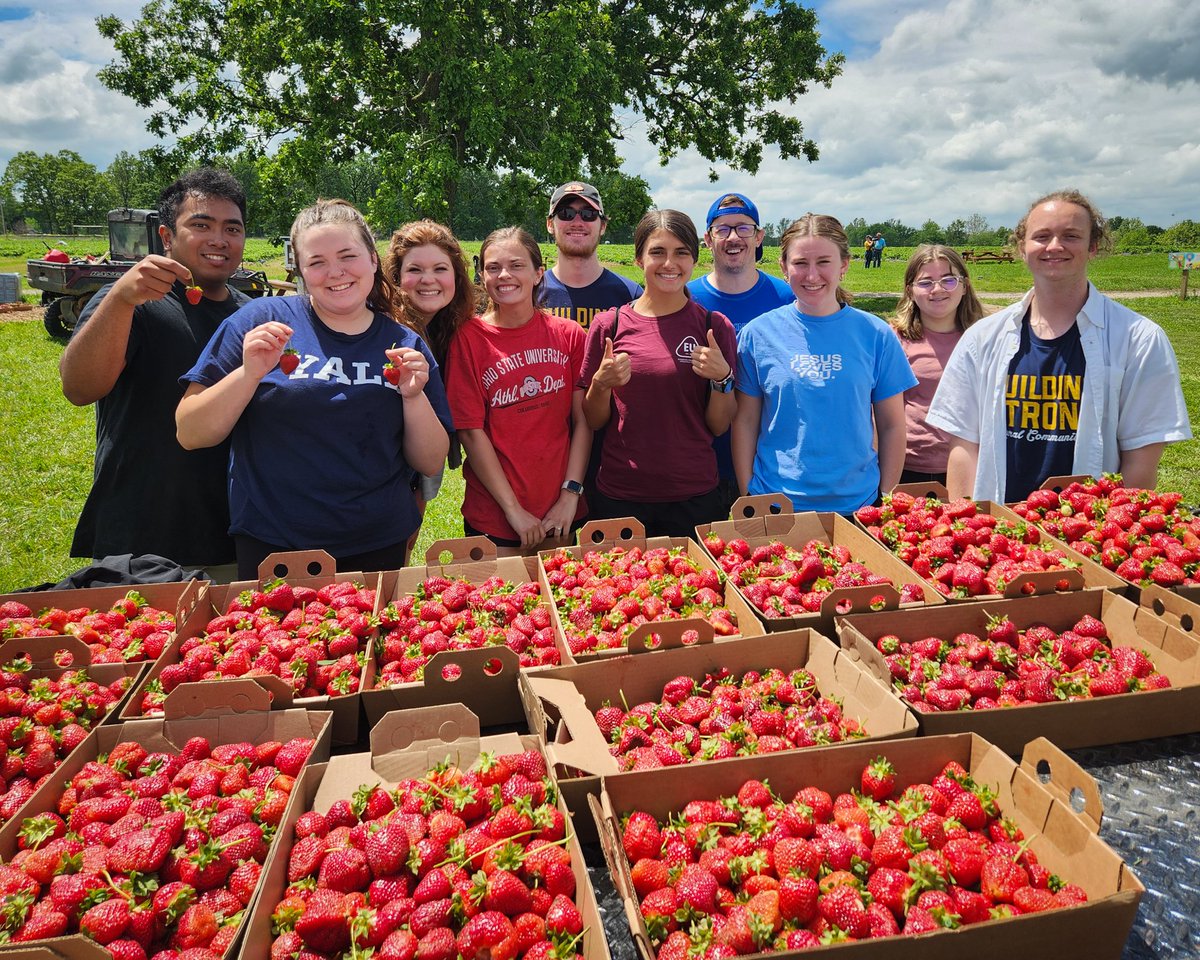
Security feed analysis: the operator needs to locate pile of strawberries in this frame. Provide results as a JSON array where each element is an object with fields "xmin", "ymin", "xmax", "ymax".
[
  {"xmin": 0, "ymin": 733, "xmax": 315, "ymax": 954},
  {"xmin": 855, "ymin": 494, "xmax": 1079, "ymax": 598},
  {"xmin": 137, "ymin": 579, "xmax": 376, "ymax": 715},
  {"xmin": 872, "ymin": 613, "xmax": 1171, "ymax": 712},
  {"xmin": 1011, "ymin": 477, "xmax": 1200, "ymax": 588},
  {"xmin": 373, "ymin": 576, "xmax": 560, "ymax": 686},
  {"xmin": 596, "ymin": 666, "xmax": 866, "ymax": 771},
  {"xmin": 701, "ymin": 533, "xmax": 924, "ymax": 618},
  {"xmin": 623, "ymin": 759, "xmax": 1087, "ymax": 955},
  {"xmin": 0, "ymin": 592, "xmax": 176, "ymax": 663},
  {"xmin": 541, "ymin": 547, "xmax": 740, "ymax": 655},
  {"xmin": 269, "ymin": 748, "xmax": 585, "ymax": 960},
  {"xmin": 0, "ymin": 658, "xmax": 134, "ymax": 823}
]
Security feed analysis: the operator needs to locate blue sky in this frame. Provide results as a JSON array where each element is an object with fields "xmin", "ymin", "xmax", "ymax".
[{"xmin": 2, "ymin": 0, "xmax": 1197, "ymax": 233}]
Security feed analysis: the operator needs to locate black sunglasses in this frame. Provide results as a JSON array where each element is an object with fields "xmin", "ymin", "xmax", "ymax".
[{"xmin": 555, "ymin": 207, "xmax": 601, "ymax": 222}]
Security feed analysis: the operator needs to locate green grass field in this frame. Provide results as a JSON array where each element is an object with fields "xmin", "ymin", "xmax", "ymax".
[{"xmin": 2, "ymin": 235, "xmax": 1196, "ymax": 592}]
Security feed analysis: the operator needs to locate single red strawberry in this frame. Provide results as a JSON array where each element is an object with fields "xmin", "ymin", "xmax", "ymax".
[
  {"xmin": 279, "ymin": 348, "xmax": 301, "ymax": 375},
  {"xmin": 185, "ymin": 285, "xmax": 203, "ymax": 305},
  {"xmin": 860, "ymin": 756, "xmax": 896, "ymax": 801}
]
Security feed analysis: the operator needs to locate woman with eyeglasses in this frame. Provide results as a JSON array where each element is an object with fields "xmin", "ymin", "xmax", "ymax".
[{"xmin": 892, "ymin": 245, "xmax": 985, "ymax": 485}]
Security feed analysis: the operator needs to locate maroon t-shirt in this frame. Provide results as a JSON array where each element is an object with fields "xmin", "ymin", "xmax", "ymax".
[{"xmin": 579, "ymin": 300, "xmax": 736, "ymax": 502}]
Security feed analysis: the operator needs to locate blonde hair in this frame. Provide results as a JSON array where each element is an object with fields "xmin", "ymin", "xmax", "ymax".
[
  {"xmin": 289, "ymin": 199, "xmax": 396, "ymax": 313},
  {"xmin": 1011, "ymin": 189, "xmax": 1112, "ymax": 254},
  {"xmin": 382, "ymin": 220, "xmax": 476, "ymax": 365},
  {"xmin": 779, "ymin": 213, "xmax": 854, "ymax": 306},
  {"xmin": 893, "ymin": 245, "xmax": 984, "ymax": 340}
]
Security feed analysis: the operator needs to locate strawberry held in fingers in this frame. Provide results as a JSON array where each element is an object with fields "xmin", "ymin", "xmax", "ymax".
[
  {"xmin": 185, "ymin": 284, "xmax": 203, "ymax": 305},
  {"xmin": 279, "ymin": 347, "xmax": 301, "ymax": 375}
]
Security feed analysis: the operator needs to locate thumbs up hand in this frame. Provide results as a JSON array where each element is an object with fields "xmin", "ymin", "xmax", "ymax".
[
  {"xmin": 592, "ymin": 336, "xmax": 632, "ymax": 390},
  {"xmin": 692, "ymin": 327, "xmax": 732, "ymax": 382}
]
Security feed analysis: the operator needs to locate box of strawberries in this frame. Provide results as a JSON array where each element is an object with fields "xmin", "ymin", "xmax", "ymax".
[
  {"xmin": 538, "ymin": 519, "xmax": 763, "ymax": 661},
  {"xmin": 118, "ymin": 551, "xmax": 383, "ymax": 746},
  {"xmin": 361, "ymin": 537, "xmax": 562, "ymax": 729},
  {"xmin": 836, "ymin": 588, "xmax": 1200, "ymax": 753},
  {"xmin": 239, "ymin": 704, "xmax": 610, "ymax": 960},
  {"xmin": 696, "ymin": 495, "xmax": 944, "ymax": 634},
  {"xmin": 592, "ymin": 733, "xmax": 1142, "ymax": 959},
  {"xmin": 520, "ymin": 621, "xmax": 917, "ymax": 841},
  {"xmin": 0, "ymin": 678, "xmax": 332, "ymax": 955}
]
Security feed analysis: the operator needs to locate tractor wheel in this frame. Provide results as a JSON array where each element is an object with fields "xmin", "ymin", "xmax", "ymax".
[{"xmin": 43, "ymin": 299, "xmax": 73, "ymax": 340}]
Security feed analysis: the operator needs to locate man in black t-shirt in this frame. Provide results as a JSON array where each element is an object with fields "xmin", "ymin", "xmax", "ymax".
[{"xmin": 59, "ymin": 168, "xmax": 250, "ymax": 575}]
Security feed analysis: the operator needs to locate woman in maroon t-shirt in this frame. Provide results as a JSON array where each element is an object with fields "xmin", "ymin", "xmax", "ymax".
[
  {"xmin": 891, "ymin": 244, "xmax": 985, "ymax": 485},
  {"xmin": 580, "ymin": 210, "xmax": 738, "ymax": 537}
]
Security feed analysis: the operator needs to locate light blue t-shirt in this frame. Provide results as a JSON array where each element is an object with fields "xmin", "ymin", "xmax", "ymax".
[
  {"xmin": 689, "ymin": 271, "xmax": 796, "ymax": 482},
  {"xmin": 737, "ymin": 303, "xmax": 917, "ymax": 513}
]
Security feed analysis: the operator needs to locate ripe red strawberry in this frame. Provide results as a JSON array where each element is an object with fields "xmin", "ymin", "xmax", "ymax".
[
  {"xmin": 295, "ymin": 888, "xmax": 352, "ymax": 954},
  {"xmin": 860, "ymin": 756, "xmax": 896, "ymax": 801},
  {"xmin": 544, "ymin": 894, "xmax": 583, "ymax": 937},
  {"xmin": 185, "ymin": 285, "xmax": 203, "ymax": 305},
  {"xmin": 279, "ymin": 348, "xmax": 301, "ymax": 375},
  {"xmin": 79, "ymin": 897, "xmax": 132, "ymax": 944},
  {"xmin": 456, "ymin": 911, "xmax": 516, "ymax": 960}
]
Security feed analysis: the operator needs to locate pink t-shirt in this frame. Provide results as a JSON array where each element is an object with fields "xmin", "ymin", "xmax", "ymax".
[
  {"xmin": 579, "ymin": 300, "xmax": 737, "ymax": 502},
  {"xmin": 899, "ymin": 327, "xmax": 964, "ymax": 472},
  {"xmin": 447, "ymin": 312, "xmax": 586, "ymax": 540}
]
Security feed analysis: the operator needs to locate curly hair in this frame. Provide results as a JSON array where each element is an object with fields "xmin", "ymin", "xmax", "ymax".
[
  {"xmin": 158, "ymin": 167, "xmax": 246, "ymax": 233},
  {"xmin": 382, "ymin": 220, "xmax": 476, "ymax": 366}
]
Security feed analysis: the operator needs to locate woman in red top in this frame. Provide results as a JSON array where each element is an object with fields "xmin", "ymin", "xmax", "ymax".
[{"xmin": 445, "ymin": 227, "xmax": 591, "ymax": 553}]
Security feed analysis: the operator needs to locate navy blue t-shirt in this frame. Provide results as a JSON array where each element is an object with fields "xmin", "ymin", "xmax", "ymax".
[
  {"xmin": 1004, "ymin": 315, "xmax": 1085, "ymax": 502},
  {"xmin": 542, "ymin": 269, "xmax": 642, "ymax": 331}
]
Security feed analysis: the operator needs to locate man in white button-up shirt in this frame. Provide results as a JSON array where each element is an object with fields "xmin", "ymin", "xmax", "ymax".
[{"xmin": 927, "ymin": 190, "xmax": 1191, "ymax": 503}]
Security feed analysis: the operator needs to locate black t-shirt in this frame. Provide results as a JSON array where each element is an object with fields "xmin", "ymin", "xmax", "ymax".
[
  {"xmin": 1004, "ymin": 313, "xmax": 1085, "ymax": 503},
  {"xmin": 70, "ymin": 281, "xmax": 249, "ymax": 565}
]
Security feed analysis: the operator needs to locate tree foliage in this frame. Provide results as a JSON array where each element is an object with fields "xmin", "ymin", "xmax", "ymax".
[
  {"xmin": 2, "ymin": 151, "xmax": 115, "ymax": 233},
  {"xmin": 95, "ymin": 0, "xmax": 842, "ymax": 219}
]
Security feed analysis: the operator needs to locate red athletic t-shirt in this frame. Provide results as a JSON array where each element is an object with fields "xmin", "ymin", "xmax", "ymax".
[
  {"xmin": 447, "ymin": 312, "xmax": 586, "ymax": 540},
  {"xmin": 579, "ymin": 300, "xmax": 736, "ymax": 502}
]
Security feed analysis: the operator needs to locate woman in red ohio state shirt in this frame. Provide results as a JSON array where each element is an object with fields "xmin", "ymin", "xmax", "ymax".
[{"xmin": 446, "ymin": 227, "xmax": 591, "ymax": 553}]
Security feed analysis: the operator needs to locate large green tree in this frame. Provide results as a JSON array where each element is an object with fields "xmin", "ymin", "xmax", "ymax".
[
  {"xmin": 95, "ymin": 0, "xmax": 842, "ymax": 220},
  {"xmin": 2, "ymin": 151, "xmax": 115, "ymax": 233}
]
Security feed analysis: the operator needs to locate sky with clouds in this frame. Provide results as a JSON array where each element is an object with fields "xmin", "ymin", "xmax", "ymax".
[{"xmin": 1, "ymin": 0, "xmax": 1197, "ymax": 233}]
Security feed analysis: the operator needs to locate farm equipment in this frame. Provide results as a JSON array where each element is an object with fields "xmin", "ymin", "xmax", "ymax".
[{"xmin": 28, "ymin": 208, "xmax": 271, "ymax": 338}]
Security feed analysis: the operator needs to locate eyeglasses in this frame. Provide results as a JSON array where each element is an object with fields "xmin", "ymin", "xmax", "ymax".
[
  {"xmin": 710, "ymin": 223, "xmax": 758, "ymax": 239},
  {"xmin": 555, "ymin": 206, "xmax": 601, "ymax": 222},
  {"xmin": 912, "ymin": 276, "xmax": 963, "ymax": 292}
]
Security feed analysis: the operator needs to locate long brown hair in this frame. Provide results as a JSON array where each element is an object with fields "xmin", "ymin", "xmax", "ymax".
[
  {"xmin": 382, "ymin": 220, "xmax": 475, "ymax": 366},
  {"xmin": 779, "ymin": 213, "xmax": 854, "ymax": 306},
  {"xmin": 893, "ymin": 245, "xmax": 984, "ymax": 340},
  {"xmin": 289, "ymin": 199, "xmax": 397, "ymax": 314}
]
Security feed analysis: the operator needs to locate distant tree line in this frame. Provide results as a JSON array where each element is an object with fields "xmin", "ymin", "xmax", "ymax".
[
  {"xmin": 4, "ymin": 149, "xmax": 1200, "ymax": 254},
  {"xmin": 0, "ymin": 148, "xmax": 653, "ymax": 243}
]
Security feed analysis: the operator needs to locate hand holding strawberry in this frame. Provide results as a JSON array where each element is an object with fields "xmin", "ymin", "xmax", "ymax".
[
  {"xmin": 110, "ymin": 255, "xmax": 193, "ymax": 307},
  {"xmin": 690, "ymin": 328, "xmax": 731, "ymax": 382},
  {"xmin": 241, "ymin": 321, "xmax": 294, "ymax": 380},
  {"xmin": 185, "ymin": 284, "xmax": 204, "ymax": 305},
  {"xmin": 383, "ymin": 345, "xmax": 430, "ymax": 397},
  {"xmin": 591, "ymin": 338, "xmax": 632, "ymax": 391}
]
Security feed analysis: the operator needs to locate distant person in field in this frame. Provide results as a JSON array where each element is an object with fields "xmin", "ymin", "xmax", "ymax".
[
  {"xmin": 688, "ymin": 192, "xmax": 793, "ymax": 517},
  {"xmin": 891, "ymin": 245, "xmax": 985, "ymax": 486},
  {"xmin": 928, "ymin": 189, "xmax": 1192, "ymax": 503},
  {"xmin": 542, "ymin": 181, "xmax": 642, "ymax": 330},
  {"xmin": 871, "ymin": 231, "xmax": 886, "ymax": 267},
  {"xmin": 863, "ymin": 234, "xmax": 875, "ymax": 267},
  {"xmin": 447, "ymin": 227, "xmax": 590, "ymax": 553},
  {"xmin": 580, "ymin": 210, "xmax": 737, "ymax": 537},
  {"xmin": 382, "ymin": 220, "xmax": 477, "ymax": 548},
  {"xmin": 177, "ymin": 199, "xmax": 451, "ymax": 580},
  {"xmin": 59, "ymin": 167, "xmax": 249, "ymax": 579},
  {"xmin": 732, "ymin": 214, "xmax": 915, "ymax": 515}
]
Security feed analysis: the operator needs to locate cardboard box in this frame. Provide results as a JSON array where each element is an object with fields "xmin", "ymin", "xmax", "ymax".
[
  {"xmin": 538, "ymin": 518, "xmax": 764, "ymax": 661},
  {"xmin": 837, "ymin": 590, "xmax": 1200, "ymax": 754},
  {"xmin": 0, "ymin": 680, "xmax": 332, "ymax": 959},
  {"xmin": 696, "ymin": 494, "xmax": 944, "ymax": 635},
  {"xmin": 120, "ymin": 551, "xmax": 383, "ymax": 746},
  {"xmin": 593, "ymin": 733, "xmax": 1142, "ymax": 960},
  {"xmin": 361, "ymin": 537, "xmax": 560, "ymax": 728},
  {"xmin": 856, "ymin": 495, "xmax": 1125, "ymax": 602},
  {"xmin": 238, "ymin": 705, "xmax": 610, "ymax": 960},
  {"xmin": 1140, "ymin": 584, "xmax": 1200, "ymax": 639},
  {"xmin": 0, "ymin": 579, "xmax": 206, "ymax": 662},
  {"xmin": 521, "ymin": 622, "xmax": 918, "ymax": 842}
]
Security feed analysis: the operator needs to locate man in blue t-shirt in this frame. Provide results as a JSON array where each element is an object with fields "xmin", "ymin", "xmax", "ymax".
[
  {"xmin": 688, "ymin": 192, "xmax": 794, "ymax": 517},
  {"xmin": 871, "ymin": 232, "xmax": 886, "ymax": 267},
  {"xmin": 542, "ymin": 181, "xmax": 642, "ymax": 331}
]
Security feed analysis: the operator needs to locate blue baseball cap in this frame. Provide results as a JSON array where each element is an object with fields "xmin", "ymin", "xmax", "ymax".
[{"xmin": 705, "ymin": 193, "xmax": 763, "ymax": 261}]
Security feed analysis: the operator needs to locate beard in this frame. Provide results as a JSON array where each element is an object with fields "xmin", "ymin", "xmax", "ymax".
[{"xmin": 552, "ymin": 228, "xmax": 602, "ymax": 258}]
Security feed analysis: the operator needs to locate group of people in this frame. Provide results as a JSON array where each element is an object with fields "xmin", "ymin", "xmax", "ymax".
[
  {"xmin": 863, "ymin": 232, "xmax": 886, "ymax": 268},
  {"xmin": 59, "ymin": 169, "xmax": 1192, "ymax": 582}
]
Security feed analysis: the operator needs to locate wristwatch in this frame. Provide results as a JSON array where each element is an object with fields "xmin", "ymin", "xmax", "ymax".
[
  {"xmin": 713, "ymin": 371, "xmax": 735, "ymax": 393},
  {"xmin": 562, "ymin": 480, "xmax": 584, "ymax": 495}
]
